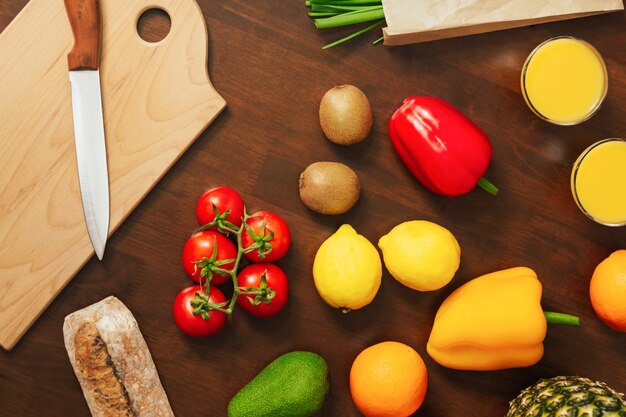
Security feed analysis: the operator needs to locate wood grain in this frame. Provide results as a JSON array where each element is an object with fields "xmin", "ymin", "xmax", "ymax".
[
  {"xmin": 0, "ymin": 1, "xmax": 625, "ymax": 416},
  {"xmin": 0, "ymin": 0, "xmax": 225, "ymax": 350},
  {"xmin": 64, "ymin": 0, "xmax": 101, "ymax": 70}
]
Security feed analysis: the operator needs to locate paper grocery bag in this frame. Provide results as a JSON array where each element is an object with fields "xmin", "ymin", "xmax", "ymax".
[{"xmin": 382, "ymin": 0, "xmax": 624, "ymax": 45}]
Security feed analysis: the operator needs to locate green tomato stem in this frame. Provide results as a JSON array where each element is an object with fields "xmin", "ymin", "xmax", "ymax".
[
  {"xmin": 212, "ymin": 267, "xmax": 233, "ymax": 277},
  {"xmin": 223, "ymin": 217, "xmax": 247, "ymax": 316},
  {"xmin": 194, "ymin": 209, "xmax": 264, "ymax": 321},
  {"xmin": 544, "ymin": 311, "xmax": 580, "ymax": 327},
  {"xmin": 242, "ymin": 243, "xmax": 260, "ymax": 254},
  {"xmin": 204, "ymin": 304, "xmax": 231, "ymax": 315},
  {"xmin": 239, "ymin": 287, "xmax": 265, "ymax": 296}
]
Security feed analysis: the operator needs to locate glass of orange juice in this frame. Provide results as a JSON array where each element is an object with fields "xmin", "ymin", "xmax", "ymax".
[
  {"xmin": 521, "ymin": 36, "xmax": 608, "ymax": 125},
  {"xmin": 571, "ymin": 139, "xmax": 626, "ymax": 226}
]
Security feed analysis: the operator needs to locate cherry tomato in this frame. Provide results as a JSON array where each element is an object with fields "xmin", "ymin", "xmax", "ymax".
[
  {"xmin": 236, "ymin": 264, "xmax": 289, "ymax": 318},
  {"xmin": 242, "ymin": 211, "xmax": 291, "ymax": 262},
  {"xmin": 195, "ymin": 187, "xmax": 245, "ymax": 229},
  {"xmin": 173, "ymin": 285, "xmax": 227, "ymax": 337},
  {"xmin": 182, "ymin": 231, "xmax": 237, "ymax": 285}
]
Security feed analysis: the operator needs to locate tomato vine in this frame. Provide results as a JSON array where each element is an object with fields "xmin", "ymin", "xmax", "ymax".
[{"xmin": 189, "ymin": 207, "xmax": 275, "ymax": 321}]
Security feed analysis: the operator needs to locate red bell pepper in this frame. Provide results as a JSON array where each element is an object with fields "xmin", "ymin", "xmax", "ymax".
[{"xmin": 388, "ymin": 96, "xmax": 498, "ymax": 197}]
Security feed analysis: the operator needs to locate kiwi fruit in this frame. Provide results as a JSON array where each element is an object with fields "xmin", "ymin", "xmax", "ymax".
[
  {"xmin": 319, "ymin": 85, "xmax": 372, "ymax": 145},
  {"xmin": 299, "ymin": 162, "xmax": 360, "ymax": 215}
]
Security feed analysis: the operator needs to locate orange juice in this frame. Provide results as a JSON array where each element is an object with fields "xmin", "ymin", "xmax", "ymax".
[
  {"xmin": 571, "ymin": 139, "xmax": 626, "ymax": 226},
  {"xmin": 521, "ymin": 37, "xmax": 607, "ymax": 125}
]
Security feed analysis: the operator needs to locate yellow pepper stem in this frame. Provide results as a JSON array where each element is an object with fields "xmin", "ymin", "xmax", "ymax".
[{"xmin": 544, "ymin": 311, "xmax": 580, "ymax": 327}]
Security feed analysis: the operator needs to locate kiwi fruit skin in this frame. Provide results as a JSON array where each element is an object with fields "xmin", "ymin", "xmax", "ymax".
[
  {"xmin": 319, "ymin": 85, "xmax": 372, "ymax": 145},
  {"xmin": 299, "ymin": 162, "xmax": 360, "ymax": 215}
]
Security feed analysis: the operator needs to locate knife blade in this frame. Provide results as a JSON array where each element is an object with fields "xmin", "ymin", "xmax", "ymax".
[{"xmin": 64, "ymin": 0, "xmax": 109, "ymax": 260}]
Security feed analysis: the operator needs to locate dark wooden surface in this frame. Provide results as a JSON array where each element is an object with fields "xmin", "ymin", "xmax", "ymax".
[{"xmin": 1, "ymin": 1, "xmax": 625, "ymax": 416}]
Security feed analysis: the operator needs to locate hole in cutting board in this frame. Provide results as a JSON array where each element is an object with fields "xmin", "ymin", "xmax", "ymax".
[{"xmin": 137, "ymin": 8, "xmax": 171, "ymax": 43}]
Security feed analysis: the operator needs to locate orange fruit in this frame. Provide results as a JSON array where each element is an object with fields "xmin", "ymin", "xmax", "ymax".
[
  {"xmin": 590, "ymin": 250, "xmax": 626, "ymax": 332},
  {"xmin": 350, "ymin": 341, "xmax": 428, "ymax": 417}
]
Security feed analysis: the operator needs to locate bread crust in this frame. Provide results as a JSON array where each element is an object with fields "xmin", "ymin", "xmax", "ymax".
[{"xmin": 63, "ymin": 296, "xmax": 175, "ymax": 417}]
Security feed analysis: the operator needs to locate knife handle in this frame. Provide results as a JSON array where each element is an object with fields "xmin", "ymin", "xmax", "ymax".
[{"xmin": 64, "ymin": 0, "xmax": 101, "ymax": 71}]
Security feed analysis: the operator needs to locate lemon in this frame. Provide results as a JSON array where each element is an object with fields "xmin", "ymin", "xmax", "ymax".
[
  {"xmin": 313, "ymin": 224, "xmax": 382, "ymax": 311},
  {"xmin": 378, "ymin": 220, "xmax": 460, "ymax": 291}
]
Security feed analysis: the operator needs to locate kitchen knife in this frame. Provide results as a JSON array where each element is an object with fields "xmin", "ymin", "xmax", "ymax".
[{"xmin": 64, "ymin": 0, "xmax": 109, "ymax": 260}]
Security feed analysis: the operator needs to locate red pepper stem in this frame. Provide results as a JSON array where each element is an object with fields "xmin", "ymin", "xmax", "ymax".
[
  {"xmin": 476, "ymin": 177, "xmax": 499, "ymax": 196},
  {"xmin": 544, "ymin": 311, "xmax": 580, "ymax": 327}
]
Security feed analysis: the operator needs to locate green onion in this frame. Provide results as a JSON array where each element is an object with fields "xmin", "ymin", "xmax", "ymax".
[
  {"xmin": 306, "ymin": 0, "xmax": 386, "ymax": 48},
  {"xmin": 312, "ymin": 3, "xmax": 380, "ymax": 12},
  {"xmin": 322, "ymin": 19, "xmax": 385, "ymax": 49},
  {"xmin": 314, "ymin": 7, "xmax": 384, "ymax": 29},
  {"xmin": 308, "ymin": 12, "xmax": 339, "ymax": 17},
  {"xmin": 309, "ymin": 0, "xmax": 382, "ymax": 5}
]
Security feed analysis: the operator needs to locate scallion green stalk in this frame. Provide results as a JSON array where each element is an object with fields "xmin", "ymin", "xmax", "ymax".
[
  {"xmin": 309, "ymin": 0, "xmax": 382, "ymax": 5},
  {"xmin": 312, "ymin": 3, "xmax": 380, "ymax": 12},
  {"xmin": 314, "ymin": 7, "xmax": 384, "ymax": 29},
  {"xmin": 322, "ymin": 19, "xmax": 385, "ymax": 49},
  {"xmin": 308, "ymin": 11, "xmax": 339, "ymax": 17},
  {"xmin": 306, "ymin": 0, "xmax": 386, "ymax": 48}
]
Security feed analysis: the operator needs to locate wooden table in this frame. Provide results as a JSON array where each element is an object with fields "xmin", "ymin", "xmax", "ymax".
[{"xmin": 1, "ymin": 2, "xmax": 625, "ymax": 416}]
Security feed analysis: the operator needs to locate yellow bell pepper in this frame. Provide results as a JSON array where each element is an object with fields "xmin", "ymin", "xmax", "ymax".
[{"xmin": 426, "ymin": 267, "xmax": 579, "ymax": 371}]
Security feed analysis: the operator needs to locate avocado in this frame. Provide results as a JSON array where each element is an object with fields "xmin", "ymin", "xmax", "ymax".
[{"xmin": 227, "ymin": 351, "xmax": 330, "ymax": 417}]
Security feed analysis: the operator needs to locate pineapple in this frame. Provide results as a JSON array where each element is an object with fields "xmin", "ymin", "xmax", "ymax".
[{"xmin": 507, "ymin": 376, "xmax": 626, "ymax": 417}]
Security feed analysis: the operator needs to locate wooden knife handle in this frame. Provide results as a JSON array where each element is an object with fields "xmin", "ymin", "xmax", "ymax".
[{"xmin": 64, "ymin": 0, "xmax": 101, "ymax": 70}]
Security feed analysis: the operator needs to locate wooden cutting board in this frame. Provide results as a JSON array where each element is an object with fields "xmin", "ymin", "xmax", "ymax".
[{"xmin": 0, "ymin": 0, "xmax": 225, "ymax": 350}]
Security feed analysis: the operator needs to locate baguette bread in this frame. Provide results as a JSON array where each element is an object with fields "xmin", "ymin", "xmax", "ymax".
[{"xmin": 63, "ymin": 296, "xmax": 175, "ymax": 417}]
